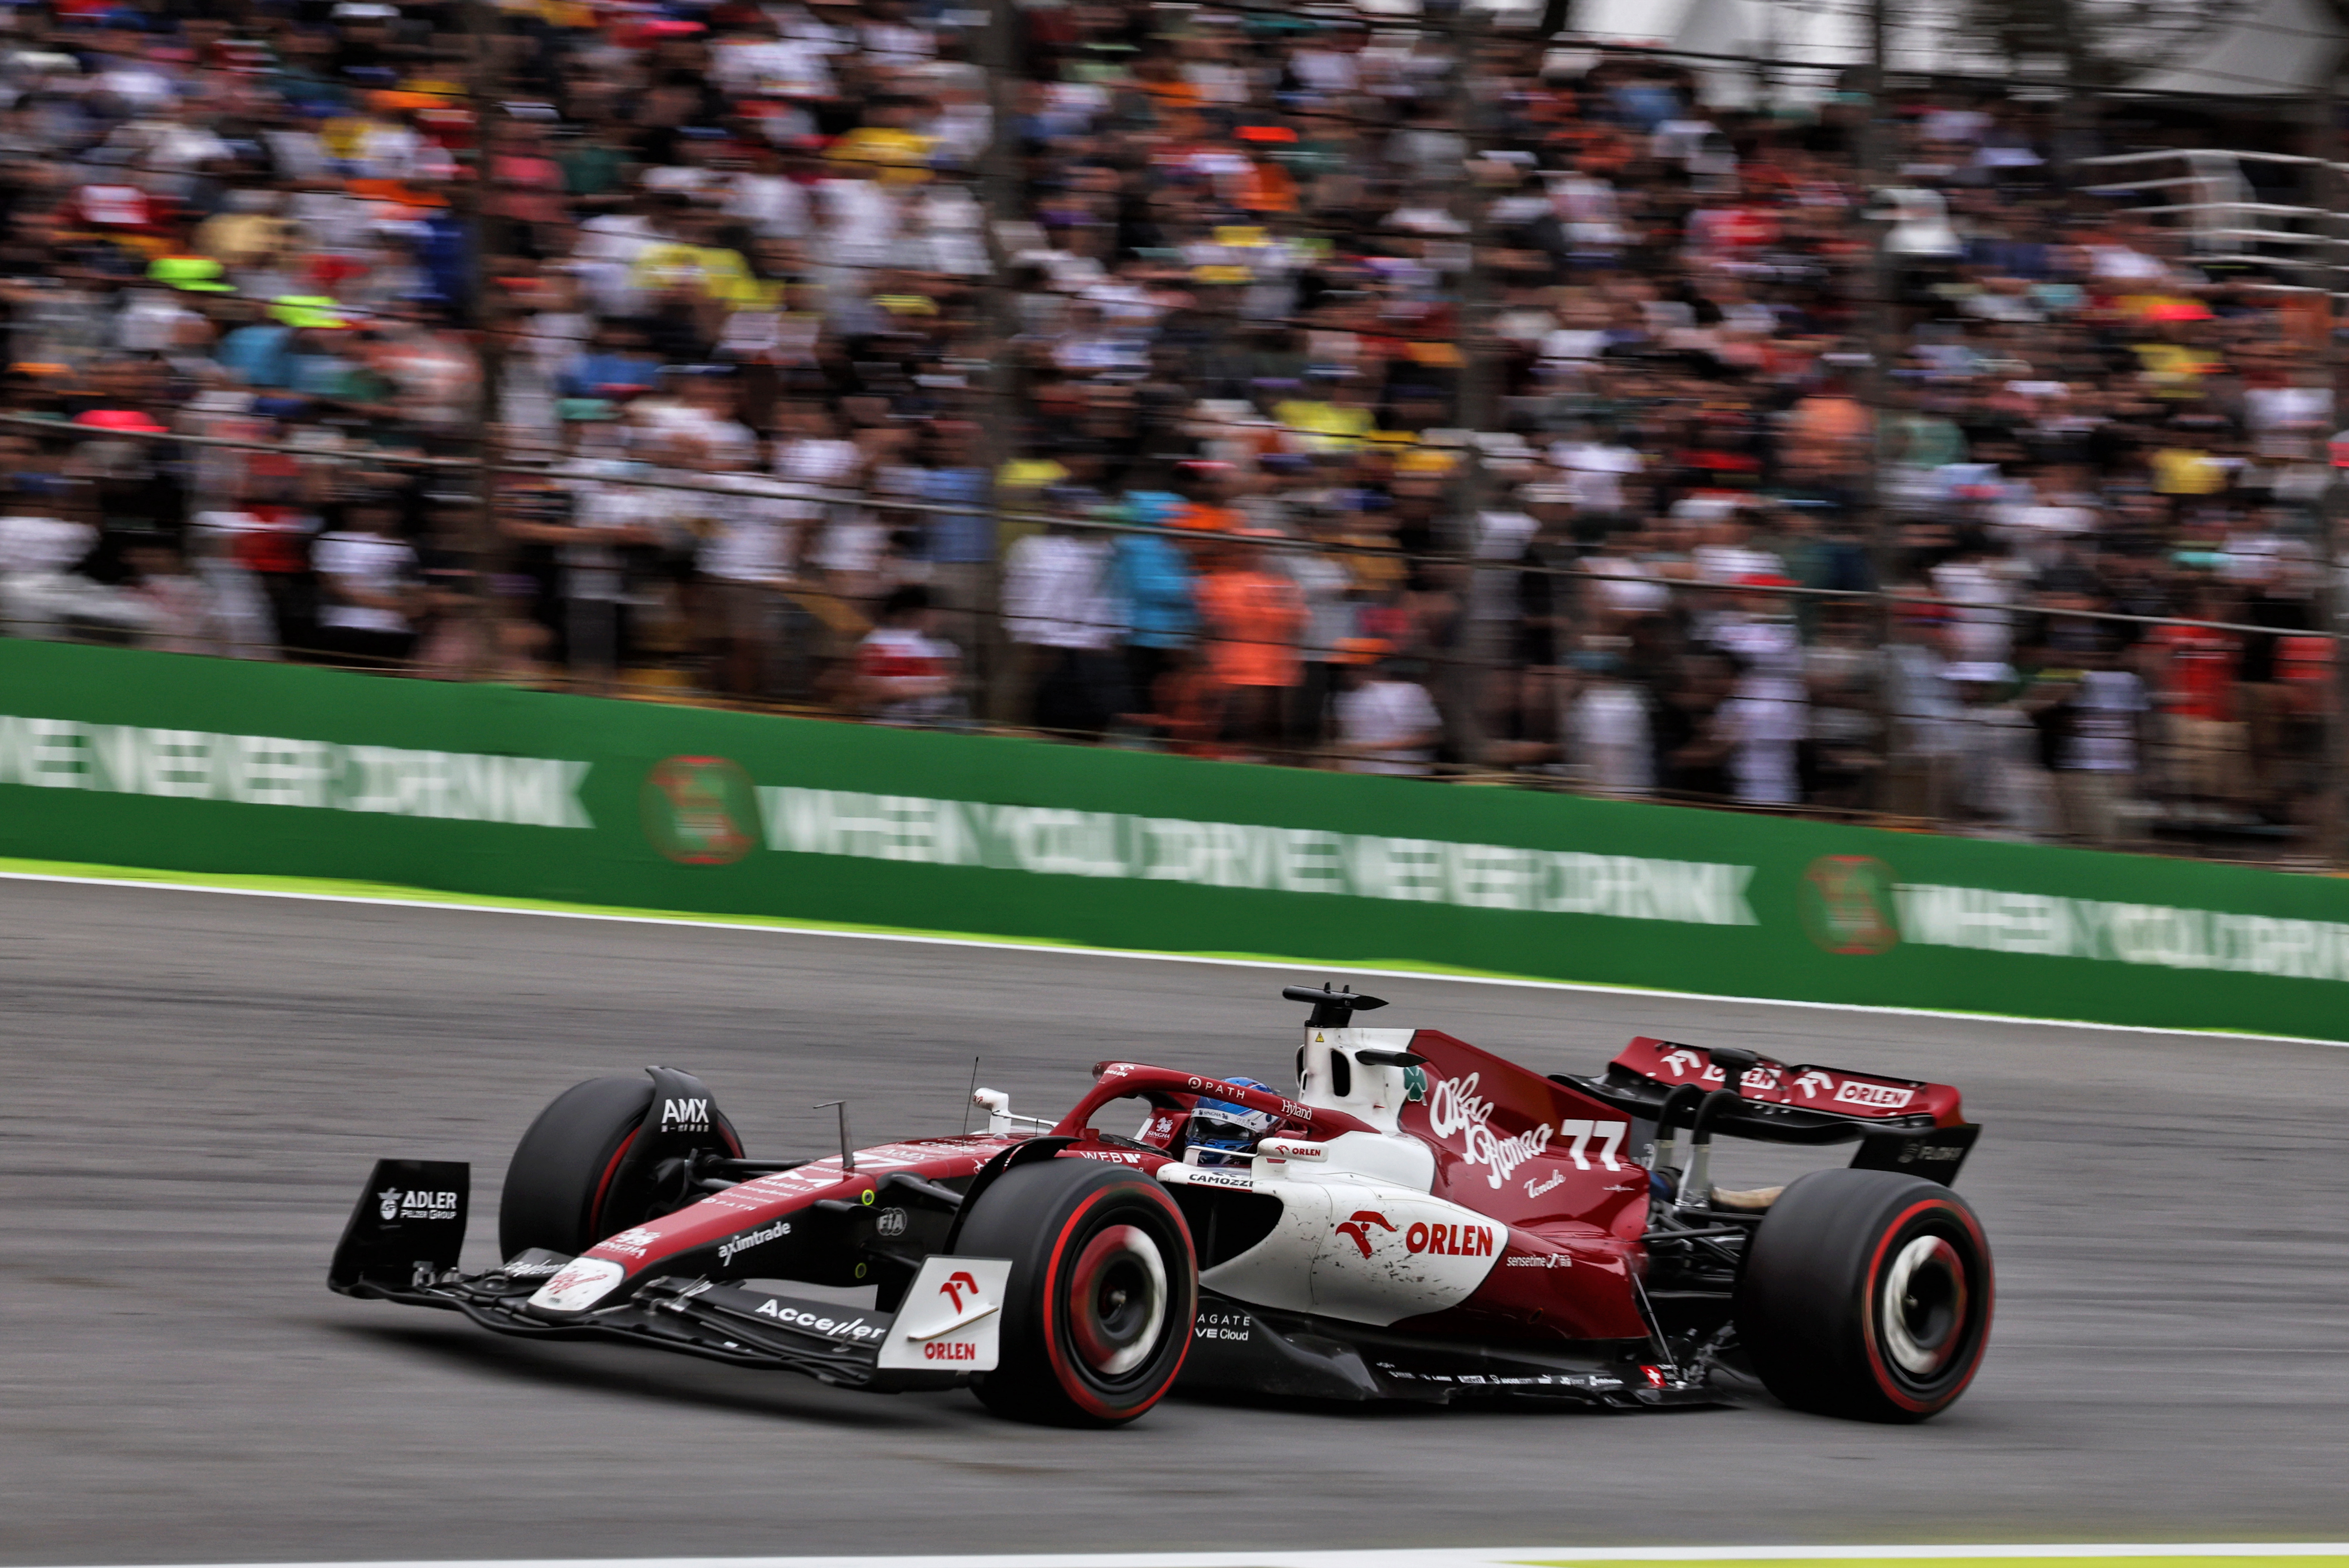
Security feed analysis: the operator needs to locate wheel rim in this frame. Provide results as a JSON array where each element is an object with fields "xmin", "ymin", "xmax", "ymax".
[
  {"xmin": 1066, "ymin": 1222, "xmax": 1167, "ymax": 1379},
  {"xmin": 1880, "ymin": 1233, "xmax": 1968, "ymax": 1378}
]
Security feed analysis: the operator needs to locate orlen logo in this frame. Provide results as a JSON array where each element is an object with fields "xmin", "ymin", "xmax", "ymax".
[
  {"xmin": 1407, "ymin": 1221, "xmax": 1496, "ymax": 1258},
  {"xmin": 1835, "ymin": 1081, "xmax": 1915, "ymax": 1110},
  {"xmin": 1334, "ymin": 1210, "xmax": 1396, "ymax": 1258},
  {"xmin": 939, "ymin": 1270, "xmax": 981, "ymax": 1312},
  {"xmin": 1334, "ymin": 1211, "xmax": 1496, "ymax": 1259},
  {"xmin": 925, "ymin": 1340, "xmax": 980, "ymax": 1361},
  {"xmin": 661, "ymin": 1097, "xmax": 711, "ymax": 1132},
  {"xmin": 1659, "ymin": 1048, "xmax": 1781, "ymax": 1093}
]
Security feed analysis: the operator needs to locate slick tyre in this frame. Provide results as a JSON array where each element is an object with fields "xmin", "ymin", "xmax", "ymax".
[
  {"xmin": 1735, "ymin": 1168, "xmax": 1992, "ymax": 1423},
  {"xmin": 956, "ymin": 1158, "xmax": 1196, "ymax": 1428},
  {"xmin": 497, "ymin": 1076, "xmax": 740, "ymax": 1258}
]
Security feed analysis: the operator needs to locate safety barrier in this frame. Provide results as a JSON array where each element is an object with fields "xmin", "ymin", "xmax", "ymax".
[{"xmin": 6, "ymin": 638, "xmax": 2349, "ymax": 1041}]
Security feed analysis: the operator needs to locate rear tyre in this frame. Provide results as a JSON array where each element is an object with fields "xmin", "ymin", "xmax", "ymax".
[
  {"xmin": 496, "ymin": 1075, "xmax": 740, "ymax": 1258},
  {"xmin": 1735, "ymin": 1168, "xmax": 1992, "ymax": 1422},
  {"xmin": 955, "ymin": 1159, "xmax": 1196, "ymax": 1428}
]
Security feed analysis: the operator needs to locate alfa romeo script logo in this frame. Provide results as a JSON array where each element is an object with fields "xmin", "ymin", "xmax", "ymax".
[{"xmin": 642, "ymin": 756, "xmax": 760, "ymax": 866}]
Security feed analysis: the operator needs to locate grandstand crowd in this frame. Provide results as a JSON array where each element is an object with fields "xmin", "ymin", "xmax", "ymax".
[{"xmin": 0, "ymin": 0, "xmax": 2340, "ymax": 854}]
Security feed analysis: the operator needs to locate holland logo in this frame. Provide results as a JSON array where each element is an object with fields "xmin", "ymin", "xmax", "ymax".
[
  {"xmin": 641, "ymin": 756, "xmax": 760, "ymax": 866},
  {"xmin": 1801, "ymin": 854, "xmax": 1900, "ymax": 956}
]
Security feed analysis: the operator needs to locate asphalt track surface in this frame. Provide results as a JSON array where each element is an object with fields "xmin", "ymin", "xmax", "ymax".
[{"xmin": 5, "ymin": 876, "xmax": 2349, "ymax": 1566}]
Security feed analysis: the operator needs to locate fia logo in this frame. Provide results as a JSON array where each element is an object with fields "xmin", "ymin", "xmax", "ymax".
[
  {"xmin": 378, "ymin": 1187, "xmax": 401, "ymax": 1222},
  {"xmin": 661, "ymin": 1097, "xmax": 711, "ymax": 1133},
  {"xmin": 874, "ymin": 1207, "xmax": 907, "ymax": 1238}
]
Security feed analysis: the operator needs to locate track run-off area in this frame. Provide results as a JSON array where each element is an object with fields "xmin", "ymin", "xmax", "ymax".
[{"xmin": 3, "ymin": 873, "xmax": 2347, "ymax": 1563}]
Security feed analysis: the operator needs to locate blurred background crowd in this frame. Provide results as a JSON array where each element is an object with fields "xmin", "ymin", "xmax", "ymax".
[{"xmin": 3, "ymin": 0, "xmax": 2347, "ymax": 863}]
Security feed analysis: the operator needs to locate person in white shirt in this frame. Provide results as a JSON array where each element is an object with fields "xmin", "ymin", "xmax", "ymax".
[
  {"xmin": 636, "ymin": 367, "xmax": 760, "ymax": 469},
  {"xmin": 696, "ymin": 466, "xmax": 798, "ymax": 698},
  {"xmin": 1548, "ymin": 429, "xmax": 1640, "ymax": 526},
  {"xmin": 311, "ymin": 496, "xmax": 419, "ymax": 667},
  {"xmin": 853, "ymin": 584, "xmax": 965, "ymax": 728},
  {"xmin": 1002, "ymin": 499, "xmax": 1124, "ymax": 736},
  {"xmin": 724, "ymin": 142, "xmax": 811, "ymax": 241},
  {"xmin": 181, "ymin": 502, "xmax": 280, "ymax": 657},
  {"xmin": 1332, "ymin": 641, "xmax": 1442, "ymax": 777},
  {"xmin": 0, "ymin": 501, "xmax": 154, "ymax": 641},
  {"xmin": 817, "ymin": 159, "xmax": 903, "ymax": 282},
  {"xmin": 1710, "ymin": 584, "xmax": 1808, "ymax": 806},
  {"xmin": 1571, "ymin": 653, "xmax": 1654, "ymax": 796}
]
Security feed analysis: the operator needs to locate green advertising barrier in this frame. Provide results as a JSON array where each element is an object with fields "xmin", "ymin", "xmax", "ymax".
[{"xmin": 7, "ymin": 638, "xmax": 2349, "ymax": 1040}]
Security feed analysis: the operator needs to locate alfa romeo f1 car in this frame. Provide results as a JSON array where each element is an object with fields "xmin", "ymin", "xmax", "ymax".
[{"xmin": 330, "ymin": 984, "xmax": 1992, "ymax": 1426}]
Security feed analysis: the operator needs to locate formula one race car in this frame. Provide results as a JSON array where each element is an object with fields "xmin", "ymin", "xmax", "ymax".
[{"xmin": 330, "ymin": 984, "xmax": 1992, "ymax": 1426}]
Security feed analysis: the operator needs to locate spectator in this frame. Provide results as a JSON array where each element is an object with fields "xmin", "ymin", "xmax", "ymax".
[
  {"xmin": 2146, "ymin": 581, "xmax": 2247, "ymax": 816},
  {"xmin": 1109, "ymin": 488, "xmax": 1200, "ymax": 734},
  {"xmin": 1196, "ymin": 528, "xmax": 1308, "ymax": 760},
  {"xmin": 1333, "ymin": 639, "xmax": 1441, "ymax": 776},
  {"xmin": 0, "ymin": 0, "xmax": 2333, "ymax": 867},
  {"xmin": 312, "ymin": 494, "xmax": 420, "ymax": 667},
  {"xmin": 853, "ymin": 583, "xmax": 963, "ymax": 727},
  {"xmin": 2031, "ymin": 642, "xmax": 2151, "ymax": 849},
  {"xmin": 1002, "ymin": 493, "xmax": 1123, "ymax": 737},
  {"xmin": 0, "ymin": 485, "xmax": 148, "ymax": 641}
]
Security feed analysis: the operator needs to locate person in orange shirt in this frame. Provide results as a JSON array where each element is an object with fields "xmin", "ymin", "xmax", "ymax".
[
  {"xmin": 1171, "ymin": 460, "xmax": 1243, "ymax": 536},
  {"xmin": 2145, "ymin": 581, "xmax": 2246, "ymax": 807},
  {"xmin": 1196, "ymin": 529, "xmax": 1308, "ymax": 759}
]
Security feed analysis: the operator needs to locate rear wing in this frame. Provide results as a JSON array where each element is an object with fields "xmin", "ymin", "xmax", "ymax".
[{"xmin": 1553, "ymin": 1037, "xmax": 1980, "ymax": 1187}]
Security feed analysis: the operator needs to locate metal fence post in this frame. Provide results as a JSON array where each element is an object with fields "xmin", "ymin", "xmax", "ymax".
[
  {"xmin": 2318, "ymin": 61, "xmax": 2349, "ymax": 867},
  {"xmin": 464, "ymin": 0, "xmax": 506, "ymax": 680}
]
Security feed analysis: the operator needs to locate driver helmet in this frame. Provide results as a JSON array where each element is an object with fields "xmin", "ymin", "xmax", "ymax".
[{"xmin": 1185, "ymin": 1077, "xmax": 1278, "ymax": 1167}]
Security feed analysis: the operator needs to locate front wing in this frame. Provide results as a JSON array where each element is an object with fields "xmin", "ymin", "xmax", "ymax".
[{"xmin": 329, "ymin": 1159, "xmax": 1008, "ymax": 1391}]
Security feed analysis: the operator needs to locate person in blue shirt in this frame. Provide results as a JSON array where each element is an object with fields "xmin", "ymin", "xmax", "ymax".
[
  {"xmin": 1112, "ymin": 486, "xmax": 1198, "ymax": 733},
  {"xmin": 560, "ymin": 319, "xmax": 661, "ymax": 400},
  {"xmin": 918, "ymin": 420, "xmax": 996, "ymax": 692},
  {"xmin": 215, "ymin": 301, "xmax": 297, "ymax": 390}
]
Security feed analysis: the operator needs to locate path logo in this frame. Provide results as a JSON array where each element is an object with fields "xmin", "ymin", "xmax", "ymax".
[
  {"xmin": 1801, "ymin": 854, "xmax": 1900, "ymax": 955},
  {"xmin": 642, "ymin": 756, "xmax": 759, "ymax": 865}
]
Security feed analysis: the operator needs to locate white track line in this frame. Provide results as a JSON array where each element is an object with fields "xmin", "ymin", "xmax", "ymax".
[
  {"xmin": 49, "ymin": 1548, "xmax": 2349, "ymax": 1568},
  {"xmin": 5, "ymin": 867, "xmax": 2346, "ymax": 1050}
]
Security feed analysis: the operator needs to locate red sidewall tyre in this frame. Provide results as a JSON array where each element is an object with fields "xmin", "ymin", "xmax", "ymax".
[
  {"xmin": 1735, "ymin": 1168, "xmax": 1994, "ymax": 1423},
  {"xmin": 955, "ymin": 1159, "xmax": 1197, "ymax": 1428}
]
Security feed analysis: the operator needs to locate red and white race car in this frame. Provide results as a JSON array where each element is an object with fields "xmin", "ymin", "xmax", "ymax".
[{"xmin": 331, "ymin": 984, "xmax": 1992, "ymax": 1426}]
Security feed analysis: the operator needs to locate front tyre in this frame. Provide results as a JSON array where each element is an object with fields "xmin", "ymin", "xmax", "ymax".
[
  {"xmin": 497, "ymin": 1075, "xmax": 741, "ymax": 1258},
  {"xmin": 1735, "ymin": 1168, "xmax": 1993, "ymax": 1422},
  {"xmin": 954, "ymin": 1159, "xmax": 1196, "ymax": 1427}
]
